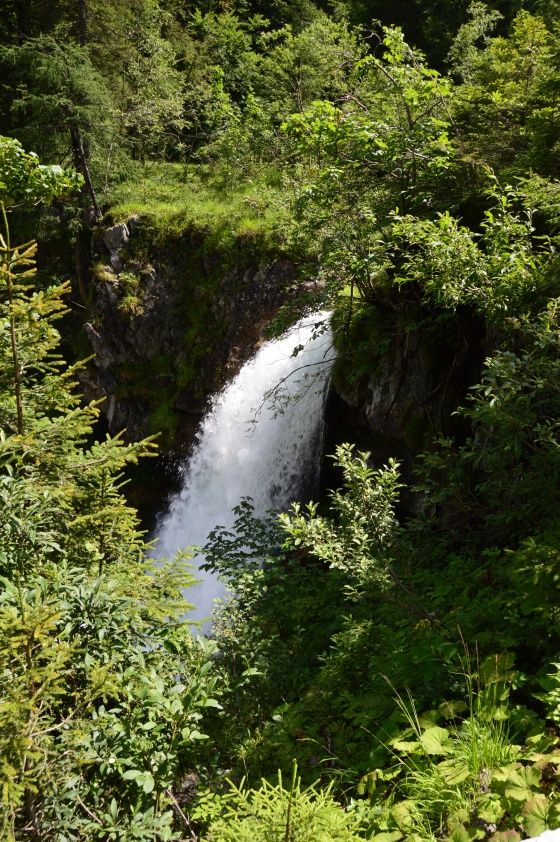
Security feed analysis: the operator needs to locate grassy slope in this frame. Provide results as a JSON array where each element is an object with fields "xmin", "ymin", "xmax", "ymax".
[{"xmin": 105, "ymin": 162, "xmax": 285, "ymax": 244}]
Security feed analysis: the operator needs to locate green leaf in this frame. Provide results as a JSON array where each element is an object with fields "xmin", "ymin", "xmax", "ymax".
[
  {"xmin": 449, "ymin": 808, "xmax": 469, "ymax": 827},
  {"xmin": 492, "ymin": 706, "xmax": 511, "ymax": 721},
  {"xmin": 450, "ymin": 824, "xmax": 469, "ymax": 842},
  {"xmin": 357, "ymin": 771, "xmax": 377, "ymax": 796},
  {"xmin": 420, "ymin": 726, "xmax": 453, "ymax": 755},
  {"xmin": 504, "ymin": 766, "xmax": 541, "ymax": 800},
  {"xmin": 189, "ymin": 730, "xmax": 209, "ymax": 740},
  {"xmin": 122, "ymin": 769, "xmax": 143, "ymax": 781},
  {"xmin": 392, "ymin": 740, "xmax": 421, "ymax": 753},
  {"xmin": 439, "ymin": 700, "xmax": 467, "ymax": 718},
  {"xmin": 142, "ymin": 774, "xmax": 155, "ymax": 794},
  {"xmin": 521, "ymin": 795, "xmax": 552, "ymax": 837},
  {"xmin": 438, "ymin": 758, "xmax": 470, "ymax": 784},
  {"xmin": 392, "ymin": 801, "xmax": 416, "ymax": 830},
  {"xmin": 477, "ymin": 794, "xmax": 505, "ymax": 823},
  {"xmin": 418, "ymin": 709, "xmax": 441, "ymax": 729},
  {"xmin": 480, "ymin": 653, "xmax": 516, "ymax": 686},
  {"xmin": 489, "ymin": 832, "xmax": 520, "ymax": 842}
]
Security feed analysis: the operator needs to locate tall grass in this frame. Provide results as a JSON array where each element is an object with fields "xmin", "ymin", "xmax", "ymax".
[
  {"xmin": 105, "ymin": 161, "xmax": 284, "ymax": 242},
  {"xmin": 382, "ymin": 650, "xmax": 518, "ymax": 840}
]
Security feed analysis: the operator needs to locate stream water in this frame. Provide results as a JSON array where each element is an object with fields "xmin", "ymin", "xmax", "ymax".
[{"xmin": 153, "ymin": 312, "xmax": 335, "ymax": 623}]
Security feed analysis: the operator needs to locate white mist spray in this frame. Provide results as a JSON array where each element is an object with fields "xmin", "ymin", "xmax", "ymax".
[{"xmin": 153, "ymin": 313, "xmax": 334, "ymax": 622}]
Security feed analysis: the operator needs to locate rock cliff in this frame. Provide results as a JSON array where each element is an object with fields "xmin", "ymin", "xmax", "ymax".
[
  {"xmin": 80, "ymin": 217, "xmax": 298, "ymax": 447},
  {"xmin": 324, "ymin": 304, "xmax": 486, "ymax": 496}
]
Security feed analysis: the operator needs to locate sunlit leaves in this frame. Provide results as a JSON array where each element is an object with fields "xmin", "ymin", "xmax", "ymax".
[
  {"xmin": 280, "ymin": 444, "xmax": 403, "ymax": 597},
  {"xmin": 0, "ymin": 135, "xmax": 83, "ymax": 209},
  {"xmin": 0, "ymin": 142, "xmax": 221, "ymax": 839}
]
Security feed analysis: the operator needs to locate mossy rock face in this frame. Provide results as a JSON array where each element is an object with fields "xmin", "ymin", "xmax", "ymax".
[
  {"xmin": 81, "ymin": 214, "xmax": 300, "ymax": 450},
  {"xmin": 331, "ymin": 303, "xmax": 389, "ymax": 400},
  {"xmin": 328, "ymin": 299, "xmax": 486, "ymax": 489}
]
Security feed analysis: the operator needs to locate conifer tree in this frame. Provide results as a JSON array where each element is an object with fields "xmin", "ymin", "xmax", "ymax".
[{"xmin": 0, "ymin": 136, "xmax": 221, "ymax": 841}]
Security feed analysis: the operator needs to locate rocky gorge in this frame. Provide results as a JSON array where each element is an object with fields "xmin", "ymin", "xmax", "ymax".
[
  {"xmin": 80, "ymin": 216, "xmax": 302, "ymax": 448},
  {"xmin": 78, "ymin": 215, "xmax": 489, "ymax": 497}
]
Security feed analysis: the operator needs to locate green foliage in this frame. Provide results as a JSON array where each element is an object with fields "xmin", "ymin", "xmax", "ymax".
[
  {"xmin": 1, "ymin": 0, "xmax": 186, "ymax": 194},
  {"xmin": 0, "ymin": 143, "xmax": 222, "ymax": 840},
  {"xmin": 390, "ymin": 182, "xmax": 555, "ymax": 319},
  {"xmin": 451, "ymin": 10, "xmax": 558, "ymax": 176},
  {"xmin": 417, "ymin": 299, "xmax": 560, "ymax": 541},
  {"xmin": 0, "ymin": 135, "xmax": 83, "ymax": 208},
  {"xmin": 195, "ymin": 284, "xmax": 560, "ymax": 835},
  {"xmin": 0, "ymin": 565, "xmax": 220, "ymax": 840},
  {"xmin": 6, "ymin": 2, "xmax": 560, "ymax": 839},
  {"xmin": 200, "ymin": 498, "xmax": 347, "ymax": 775},
  {"xmin": 447, "ymin": 2, "xmax": 503, "ymax": 82},
  {"xmin": 281, "ymin": 445, "xmax": 404, "ymax": 597},
  {"xmin": 350, "ymin": 656, "xmax": 546, "ymax": 840},
  {"xmin": 106, "ymin": 163, "xmax": 283, "ymax": 243},
  {"xmin": 284, "ymin": 33, "xmax": 457, "ymax": 236},
  {"xmin": 209, "ymin": 764, "xmax": 362, "ymax": 841}
]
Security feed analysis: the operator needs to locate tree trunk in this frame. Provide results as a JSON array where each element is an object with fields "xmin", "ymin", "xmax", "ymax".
[
  {"xmin": 15, "ymin": 0, "xmax": 30, "ymax": 44},
  {"xmin": 77, "ymin": 0, "xmax": 87, "ymax": 46},
  {"xmin": 71, "ymin": 1, "xmax": 97, "ymax": 306},
  {"xmin": 24, "ymin": 786, "xmax": 42, "ymax": 841},
  {"xmin": 1, "ymin": 203, "xmax": 24, "ymax": 436},
  {"xmin": 70, "ymin": 125, "xmax": 102, "ymax": 221}
]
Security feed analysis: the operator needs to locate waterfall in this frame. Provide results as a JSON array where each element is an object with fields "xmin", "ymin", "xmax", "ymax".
[{"xmin": 153, "ymin": 312, "xmax": 335, "ymax": 623}]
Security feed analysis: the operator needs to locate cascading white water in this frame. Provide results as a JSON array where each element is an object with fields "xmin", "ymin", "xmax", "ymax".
[{"xmin": 153, "ymin": 312, "xmax": 335, "ymax": 623}]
